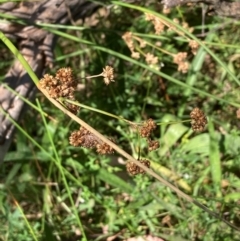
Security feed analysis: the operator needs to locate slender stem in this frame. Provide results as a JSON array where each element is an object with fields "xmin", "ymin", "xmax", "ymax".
[
  {"xmin": 85, "ymin": 74, "xmax": 103, "ymax": 79},
  {"xmin": 36, "ymin": 100, "xmax": 87, "ymax": 241},
  {"xmin": 157, "ymin": 119, "xmax": 191, "ymax": 126},
  {"xmin": 0, "ymin": 31, "xmax": 39, "ymax": 85},
  {"xmin": 11, "ymin": 196, "xmax": 38, "ymax": 241},
  {"xmin": 63, "ymin": 98, "xmax": 136, "ymax": 125}
]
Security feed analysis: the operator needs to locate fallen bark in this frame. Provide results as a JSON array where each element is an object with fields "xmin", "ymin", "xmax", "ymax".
[{"xmin": 0, "ymin": 0, "xmax": 101, "ymax": 162}]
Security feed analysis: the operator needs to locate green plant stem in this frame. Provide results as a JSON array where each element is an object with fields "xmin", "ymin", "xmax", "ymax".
[
  {"xmin": 64, "ymin": 99, "xmax": 191, "ymax": 126},
  {"xmin": 12, "ymin": 197, "xmax": 38, "ymax": 241},
  {"xmin": 2, "ymin": 83, "xmax": 49, "ymax": 117},
  {"xmin": 157, "ymin": 119, "xmax": 191, "ymax": 125},
  {"xmin": 63, "ymin": 98, "xmax": 135, "ymax": 125},
  {"xmin": 36, "ymin": 100, "xmax": 87, "ymax": 241},
  {"xmin": 0, "ymin": 31, "xmax": 39, "ymax": 85}
]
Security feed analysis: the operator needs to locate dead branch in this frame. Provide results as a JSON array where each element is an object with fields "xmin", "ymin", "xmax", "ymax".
[{"xmin": 0, "ymin": 0, "xmax": 101, "ymax": 162}]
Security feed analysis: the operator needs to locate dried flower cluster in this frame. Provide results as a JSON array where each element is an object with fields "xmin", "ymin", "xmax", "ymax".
[
  {"xmin": 122, "ymin": 32, "xmax": 139, "ymax": 59},
  {"xmin": 145, "ymin": 13, "xmax": 166, "ymax": 34},
  {"xmin": 126, "ymin": 159, "xmax": 150, "ymax": 176},
  {"xmin": 182, "ymin": 21, "xmax": 194, "ymax": 33},
  {"xmin": 102, "ymin": 66, "xmax": 115, "ymax": 85},
  {"xmin": 145, "ymin": 13, "xmax": 193, "ymax": 36},
  {"xmin": 190, "ymin": 108, "xmax": 208, "ymax": 132},
  {"xmin": 139, "ymin": 119, "xmax": 159, "ymax": 151},
  {"xmin": 145, "ymin": 53, "xmax": 159, "ymax": 65},
  {"xmin": 69, "ymin": 127, "xmax": 98, "ymax": 148},
  {"xmin": 189, "ymin": 40, "xmax": 199, "ymax": 55},
  {"xmin": 143, "ymin": 13, "xmax": 198, "ymax": 73},
  {"xmin": 173, "ymin": 52, "xmax": 189, "ymax": 73},
  {"xmin": 39, "ymin": 67, "xmax": 79, "ymax": 114},
  {"xmin": 69, "ymin": 126, "xmax": 114, "ymax": 154},
  {"xmin": 163, "ymin": 7, "xmax": 171, "ymax": 14},
  {"xmin": 122, "ymin": 32, "xmax": 159, "ymax": 65},
  {"xmin": 122, "ymin": 32, "xmax": 145, "ymax": 60},
  {"xmin": 139, "ymin": 119, "xmax": 156, "ymax": 138},
  {"xmin": 148, "ymin": 139, "xmax": 160, "ymax": 152}
]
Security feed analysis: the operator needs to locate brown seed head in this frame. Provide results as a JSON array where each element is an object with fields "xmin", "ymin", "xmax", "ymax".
[
  {"xmin": 177, "ymin": 61, "xmax": 189, "ymax": 73},
  {"xmin": 190, "ymin": 108, "xmax": 208, "ymax": 132},
  {"xmin": 173, "ymin": 52, "xmax": 189, "ymax": 73},
  {"xmin": 126, "ymin": 159, "xmax": 151, "ymax": 176},
  {"xmin": 39, "ymin": 67, "xmax": 79, "ymax": 113},
  {"xmin": 122, "ymin": 32, "xmax": 134, "ymax": 51},
  {"xmin": 173, "ymin": 52, "xmax": 187, "ymax": 64},
  {"xmin": 96, "ymin": 141, "xmax": 114, "ymax": 155},
  {"xmin": 163, "ymin": 7, "xmax": 171, "ymax": 14},
  {"xmin": 145, "ymin": 13, "xmax": 165, "ymax": 34},
  {"xmin": 131, "ymin": 52, "xmax": 140, "ymax": 59},
  {"xmin": 65, "ymin": 103, "xmax": 80, "ymax": 115},
  {"xmin": 147, "ymin": 139, "xmax": 159, "ymax": 151},
  {"xmin": 139, "ymin": 119, "xmax": 157, "ymax": 138},
  {"xmin": 145, "ymin": 53, "xmax": 158, "ymax": 65},
  {"xmin": 102, "ymin": 66, "xmax": 115, "ymax": 85},
  {"xmin": 126, "ymin": 161, "xmax": 139, "ymax": 176},
  {"xmin": 40, "ymin": 68, "xmax": 77, "ymax": 98},
  {"xmin": 69, "ymin": 127, "xmax": 114, "ymax": 154},
  {"xmin": 69, "ymin": 127, "xmax": 99, "ymax": 148},
  {"xmin": 189, "ymin": 40, "xmax": 199, "ymax": 55},
  {"xmin": 56, "ymin": 68, "xmax": 75, "ymax": 84},
  {"xmin": 39, "ymin": 74, "xmax": 58, "ymax": 89}
]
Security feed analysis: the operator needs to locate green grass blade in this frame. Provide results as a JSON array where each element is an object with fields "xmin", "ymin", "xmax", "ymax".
[
  {"xmin": 97, "ymin": 168, "xmax": 133, "ymax": 193},
  {"xmin": 208, "ymin": 118, "xmax": 222, "ymax": 198}
]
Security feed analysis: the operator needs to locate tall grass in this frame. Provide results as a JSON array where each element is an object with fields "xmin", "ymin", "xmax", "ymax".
[{"xmin": 0, "ymin": 1, "xmax": 240, "ymax": 240}]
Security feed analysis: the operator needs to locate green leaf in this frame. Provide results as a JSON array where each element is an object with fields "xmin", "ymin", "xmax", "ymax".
[
  {"xmin": 159, "ymin": 114, "xmax": 188, "ymax": 156},
  {"xmin": 151, "ymin": 161, "xmax": 192, "ymax": 192},
  {"xmin": 224, "ymin": 192, "xmax": 240, "ymax": 202},
  {"xmin": 180, "ymin": 133, "xmax": 210, "ymax": 156},
  {"xmin": 96, "ymin": 168, "xmax": 132, "ymax": 193},
  {"xmin": 184, "ymin": 32, "xmax": 215, "ymax": 96},
  {"xmin": 208, "ymin": 118, "xmax": 222, "ymax": 197}
]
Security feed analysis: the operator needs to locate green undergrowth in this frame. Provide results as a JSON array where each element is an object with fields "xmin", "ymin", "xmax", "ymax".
[{"xmin": 0, "ymin": 0, "xmax": 240, "ymax": 240}]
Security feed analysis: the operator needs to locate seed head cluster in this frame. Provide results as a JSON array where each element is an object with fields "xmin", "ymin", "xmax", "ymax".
[
  {"xmin": 39, "ymin": 67, "xmax": 79, "ymax": 114},
  {"xmin": 145, "ymin": 13, "xmax": 165, "ymax": 34},
  {"xmin": 122, "ymin": 32, "xmax": 141, "ymax": 60},
  {"xmin": 190, "ymin": 108, "xmax": 208, "ymax": 132},
  {"xmin": 122, "ymin": 32, "xmax": 137, "ymax": 59},
  {"xmin": 145, "ymin": 53, "xmax": 159, "ymax": 65},
  {"xmin": 189, "ymin": 40, "xmax": 199, "ymax": 55},
  {"xmin": 143, "ymin": 13, "xmax": 197, "ymax": 73},
  {"xmin": 69, "ymin": 127, "xmax": 98, "ymax": 148},
  {"xmin": 148, "ymin": 139, "xmax": 160, "ymax": 152},
  {"xmin": 173, "ymin": 52, "xmax": 189, "ymax": 73},
  {"xmin": 122, "ymin": 32, "xmax": 159, "ymax": 64},
  {"xmin": 102, "ymin": 66, "xmax": 115, "ymax": 85},
  {"xmin": 126, "ymin": 159, "xmax": 151, "ymax": 176},
  {"xmin": 140, "ymin": 119, "xmax": 156, "ymax": 138},
  {"xmin": 139, "ymin": 119, "xmax": 159, "ymax": 151},
  {"xmin": 69, "ymin": 126, "xmax": 114, "ymax": 155}
]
